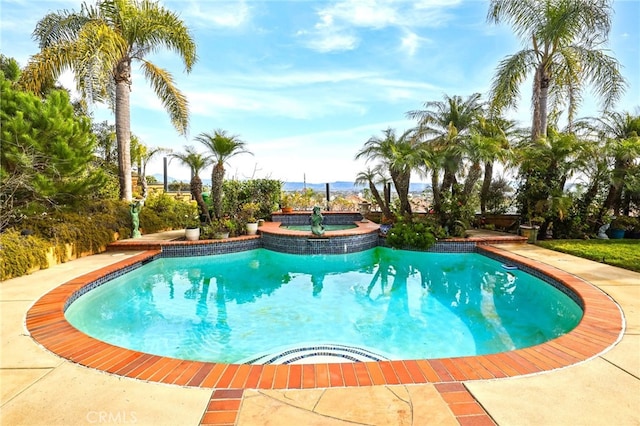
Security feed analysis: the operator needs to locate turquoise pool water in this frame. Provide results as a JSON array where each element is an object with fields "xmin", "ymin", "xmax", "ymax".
[
  {"xmin": 65, "ymin": 248, "xmax": 582, "ymax": 363},
  {"xmin": 281, "ymin": 224, "xmax": 357, "ymax": 231}
]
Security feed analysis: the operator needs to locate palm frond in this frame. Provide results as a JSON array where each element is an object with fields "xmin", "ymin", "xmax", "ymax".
[
  {"xmin": 489, "ymin": 50, "xmax": 535, "ymax": 114},
  {"xmin": 141, "ymin": 60, "xmax": 190, "ymax": 135}
]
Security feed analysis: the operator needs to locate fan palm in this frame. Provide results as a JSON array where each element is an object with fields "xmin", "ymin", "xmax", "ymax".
[
  {"xmin": 19, "ymin": 0, "xmax": 197, "ymax": 201},
  {"xmin": 487, "ymin": 0, "xmax": 625, "ymax": 141},
  {"xmin": 196, "ymin": 129, "xmax": 252, "ymax": 219},
  {"xmin": 169, "ymin": 146, "xmax": 212, "ymax": 224}
]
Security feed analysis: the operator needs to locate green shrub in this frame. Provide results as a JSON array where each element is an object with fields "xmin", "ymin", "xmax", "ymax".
[
  {"xmin": 385, "ymin": 216, "xmax": 441, "ymax": 250},
  {"xmin": 141, "ymin": 192, "xmax": 198, "ymax": 230},
  {"xmin": 222, "ymin": 179, "xmax": 281, "ymax": 218},
  {"xmin": 0, "ymin": 229, "xmax": 49, "ymax": 280}
]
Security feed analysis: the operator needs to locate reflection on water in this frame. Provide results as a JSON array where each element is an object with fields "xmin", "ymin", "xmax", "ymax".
[{"xmin": 65, "ymin": 248, "xmax": 582, "ymax": 363}]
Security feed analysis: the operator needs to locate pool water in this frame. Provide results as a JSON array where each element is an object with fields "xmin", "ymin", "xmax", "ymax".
[
  {"xmin": 282, "ymin": 224, "xmax": 357, "ymax": 231},
  {"xmin": 65, "ymin": 248, "xmax": 582, "ymax": 363}
]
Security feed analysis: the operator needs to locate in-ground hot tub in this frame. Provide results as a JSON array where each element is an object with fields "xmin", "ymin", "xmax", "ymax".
[{"xmin": 263, "ymin": 211, "xmax": 379, "ymax": 254}]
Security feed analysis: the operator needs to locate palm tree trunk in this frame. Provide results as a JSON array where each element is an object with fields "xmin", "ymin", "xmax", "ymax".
[
  {"xmin": 140, "ymin": 162, "xmax": 149, "ymax": 200},
  {"xmin": 191, "ymin": 175, "xmax": 211, "ymax": 223},
  {"xmin": 532, "ymin": 64, "xmax": 550, "ymax": 141},
  {"xmin": 391, "ymin": 170, "xmax": 411, "ymax": 215},
  {"xmin": 462, "ymin": 161, "xmax": 482, "ymax": 204},
  {"xmin": 480, "ymin": 161, "xmax": 494, "ymax": 214},
  {"xmin": 211, "ymin": 162, "xmax": 225, "ymax": 219},
  {"xmin": 115, "ymin": 59, "xmax": 132, "ymax": 201},
  {"xmin": 431, "ymin": 170, "xmax": 442, "ymax": 216},
  {"xmin": 368, "ymin": 182, "xmax": 392, "ymax": 218}
]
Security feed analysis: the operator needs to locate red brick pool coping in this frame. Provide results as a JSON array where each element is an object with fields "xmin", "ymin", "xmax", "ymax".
[{"xmin": 26, "ymin": 241, "xmax": 624, "ymax": 426}]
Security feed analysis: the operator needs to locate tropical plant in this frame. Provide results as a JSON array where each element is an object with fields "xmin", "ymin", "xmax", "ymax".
[
  {"xmin": 384, "ymin": 215, "xmax": 442, "ymax": 250},
  {"xmin": 168, "ymin": 146, "xmax": 213, "ymax": 224},
  {"xmin": 470, "ymin": 114, "xmax": 518, "ymax": 213},
  {"xmin": 487, "ymin": 0, "xmax": 625, "ymax": 140},
  {"xmin": 589, "ymin": 111, "xmax": 640, "ymax": 217},
  {"xmin": 355, "ymin": 127, "xmax": 423, "ymax": 215},
  {"xmin": 407, "ymin": 93, "xmax": 483, "ymax": 221},
  {"xmin": 19, "ymin": 0, "xmax": 197, "ymax": 201},
  {"xmin": 514, "ymin": 126, "xmax": 586, "ymax": 238},
  {"xmin": 355, "ymin": 166, "xmax": 392, "ymax": 218},
  {"xmin": 196, "ymin": 129, "xmax": 252, "ymax": 219},
  {"xmin": 130, "ymin": 138, "xmax": 168, "ymax": 199}
]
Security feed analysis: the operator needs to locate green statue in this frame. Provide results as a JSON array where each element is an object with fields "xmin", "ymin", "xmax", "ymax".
[
  {"xmin": 130, "ymin": 200, "xmax": 143, "ymax": 238},
  {"xmin": 310, "ymin": 206, "xmax": 325, "ymax": 236}
]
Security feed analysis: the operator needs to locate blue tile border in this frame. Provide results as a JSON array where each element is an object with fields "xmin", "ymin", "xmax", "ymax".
[{"xmin": 63, "ymin": 253, "xmax": 162, "ymax": 311}]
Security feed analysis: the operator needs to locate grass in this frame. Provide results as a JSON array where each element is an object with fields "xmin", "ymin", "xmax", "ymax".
[{"xmin": 537, "ymin": 239, "xmax": 640, "ymax": 273}]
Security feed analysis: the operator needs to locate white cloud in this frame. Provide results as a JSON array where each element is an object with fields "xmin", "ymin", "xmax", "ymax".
[
  {"xmin": 304, "ymin": 32, "xmax": 359, "ymax": 53},
  {"xmin": 178, "ymin": 0, "xmax": 252, "ymax": 28},
  {"xmin": 300, "ymin": 0, "xmax": 460, "ymax": 53},
  {"xmin": 400, "ymin": 31, "xmax": 424, "ymax": 56}
]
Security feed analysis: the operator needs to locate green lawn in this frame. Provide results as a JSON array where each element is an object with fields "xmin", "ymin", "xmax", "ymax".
[{"xmin": 537, "ymin": 239, "xmax": 640, "ymax": 273}]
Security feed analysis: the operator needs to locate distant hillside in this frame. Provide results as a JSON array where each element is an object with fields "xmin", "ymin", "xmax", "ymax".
[
  {"xmin": 283, "ymin": 181, "xmax": 431, "ymax": 193},
  {"xmin": 152, "ymin": 174, "xmax": 430, "ymax": 193}
]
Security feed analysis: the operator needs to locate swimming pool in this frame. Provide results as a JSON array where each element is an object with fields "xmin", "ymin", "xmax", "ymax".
[{"xmin": 64, "ymin": 247, "xmax": 582, "ymax": 364}]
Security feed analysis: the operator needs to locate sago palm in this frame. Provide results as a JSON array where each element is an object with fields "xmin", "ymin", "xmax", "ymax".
[
  {"xmin": 196, "ymin": 129, "xmax": 252, "ymax": 219},
  {"xmin": 487, "ymin": 0, "xmax": 625, "ymax": 140},
  {"xmin": 19, "ymin": 0, "xmax": 197, "ymax": 201},
  {"xmin": 169, "ymin": 146, "xmax": 212, "ymax": 224}
]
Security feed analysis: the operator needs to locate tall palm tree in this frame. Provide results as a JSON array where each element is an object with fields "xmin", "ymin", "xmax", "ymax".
[
  {"xmin": 196, "ymin": 129, "xmax": 252, "ymax": 219},
  {"xmin": 19, "ymin": 0, "xmax": 197, "ymax": 201},
  {"xmin": 355, "ymin": 128, "xmax": 423, "ymax": 216},
  {"xmin": 169, "ymin": 146, "xmax": 212, "ymax": 224},
  {"xmin": 487, "ymin": 0, "xmax": 625, "ymax": 141}
]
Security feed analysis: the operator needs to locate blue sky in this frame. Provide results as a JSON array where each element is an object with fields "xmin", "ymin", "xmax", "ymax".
[{"xmin": 1, "ymin": 0, "xmax": 638, "ymax": 184}]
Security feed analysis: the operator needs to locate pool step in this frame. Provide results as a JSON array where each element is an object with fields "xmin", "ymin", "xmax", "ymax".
[{"xmin": 241, "ymin": 344, "xmax": 390, "ymax": 365}]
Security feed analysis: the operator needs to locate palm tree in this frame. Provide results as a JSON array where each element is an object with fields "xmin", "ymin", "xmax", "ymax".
[
  {"xmin": 515, "ymin": 126, "xmax": 586, "ymax": 237},
  {"xmin": 19, "ymin": 0, "xmax": 197, "ymax": 201},
  {"xmin": 355, "ymin": 128, "xmax": 423, "ymax": 216},
  {"xmin": 487, "ymin": 0, "xmax": 625, "ymax": 141},
  {"xmin": 169, "ymin": 146, "xmax": 212, "ymax": 224},
  {"xmin": 196, "ymin": 129, "xmax": 252, "ymax": 219},
  {"xmin": 407, "ymin": 93, "xmax": 483, "ymax": 215},
  {"xmin": 589, "ymin": 111, "xmax": 640, "ymax": 216},
  {"xmin": 469, "ymin": 115, "xmax": 518, "ymax": 213},
  {"xmin": 130, "ymin": 139, "xmax": 169, "ymax": 200},
  {"xmin": 355, "ymin": 166, "xmax": 392, "ymax": 219}
]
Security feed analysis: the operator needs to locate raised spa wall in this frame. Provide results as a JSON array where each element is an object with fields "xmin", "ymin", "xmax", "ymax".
[{"xmin": 263, "ymin": 212, "xmax": 378, "ymax": 255}]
